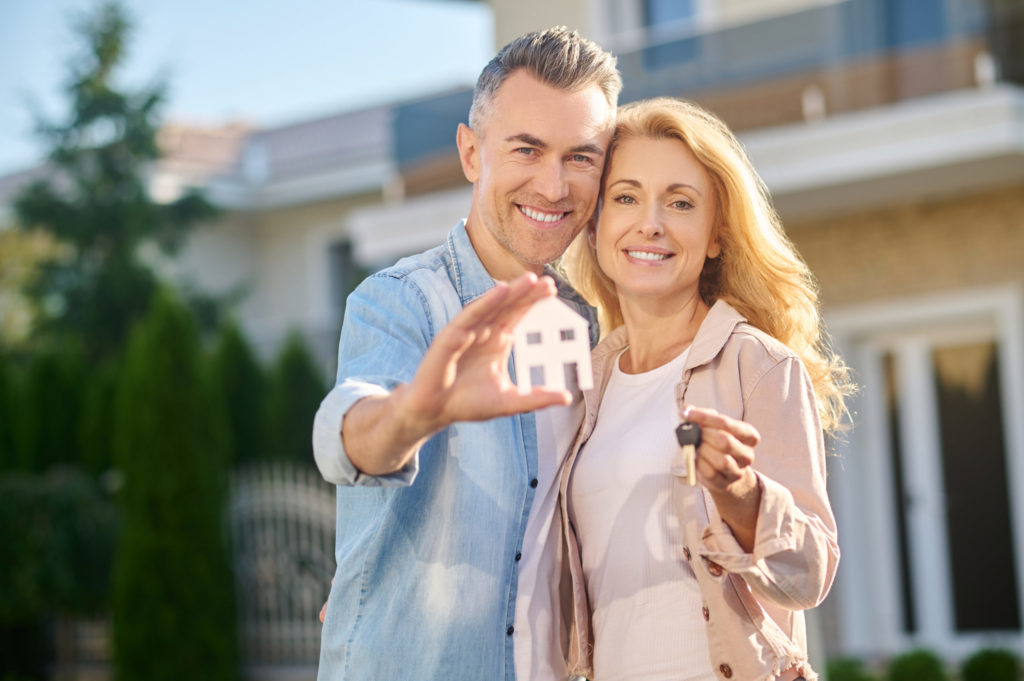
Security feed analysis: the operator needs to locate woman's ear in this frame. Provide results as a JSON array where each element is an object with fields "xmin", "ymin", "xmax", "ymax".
[{"xmin": 707, "ymin": 234, "xmax": 721, "ymax": 259}]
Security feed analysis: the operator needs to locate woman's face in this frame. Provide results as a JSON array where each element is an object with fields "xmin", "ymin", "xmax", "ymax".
[{"xmin": 595, "ymin": 135, "xmax": 720, "ymax": 309}]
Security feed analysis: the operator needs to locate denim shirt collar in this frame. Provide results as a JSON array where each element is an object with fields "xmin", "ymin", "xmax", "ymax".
[
  {"xmin": 446, "ymin": 220, "xmax": 600, "ymax": 348},
  {"xmin": 446, "ymin": 220, "xmax": 496, "ymax": 305}
]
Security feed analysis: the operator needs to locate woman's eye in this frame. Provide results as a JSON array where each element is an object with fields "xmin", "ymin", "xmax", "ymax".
[
  {"xmin": 672, "ymin": 200, "xmax": 693, "ymax": 210},
  {"xmin": 614, "ymin": 195, "xmax": 636, "ymax": 205}
]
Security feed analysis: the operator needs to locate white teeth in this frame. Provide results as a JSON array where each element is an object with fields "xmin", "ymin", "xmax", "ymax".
[
  {"xmin": 626, "ymin": 250, "xmax": 670, "ymax": 261},
  {"xmin": 520, "ymin": 206, "xmax": 563, "ymax": 223}
]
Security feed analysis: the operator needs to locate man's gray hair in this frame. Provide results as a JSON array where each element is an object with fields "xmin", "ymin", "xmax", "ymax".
[{"xmin": 468, "ymin": 26, "xmax": 622, "ymax": 131}]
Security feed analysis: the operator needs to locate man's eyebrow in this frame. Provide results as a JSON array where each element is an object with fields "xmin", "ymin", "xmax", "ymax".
[
  {"xmin": 503, "ymin": 135, "xmax": 605, "ymax": 157},
  {"xmin": 505, "ymin": 133, "xmax": 546, "ymax": 148},
  {"xmin": 570, "ymin": 143, "xmax": 605, "ymax": 157}
]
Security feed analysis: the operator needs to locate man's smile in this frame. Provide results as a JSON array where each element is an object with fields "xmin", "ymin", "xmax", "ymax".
[{"xmin": 518, "ymin": 204, "xmax": 569, "ymax": 224}]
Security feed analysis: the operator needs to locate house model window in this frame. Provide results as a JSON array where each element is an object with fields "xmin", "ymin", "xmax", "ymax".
[{"xmin": 512, "ymin": 297, "xmax": 594, "ymax": 394}]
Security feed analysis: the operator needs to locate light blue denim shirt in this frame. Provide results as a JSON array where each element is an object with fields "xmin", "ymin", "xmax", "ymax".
[{"xmin": 313, "ymin": 221, "xmax": 598, "ymax": 681}]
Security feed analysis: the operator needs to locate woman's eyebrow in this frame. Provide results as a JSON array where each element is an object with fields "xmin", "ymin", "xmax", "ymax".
[
  {"xmin": 606, "ymin": 179, "xmax": 703, "ymax": 196},
  {"xmin": 667, "ymin": 182, "xmax": 702, "ymax": 196}
]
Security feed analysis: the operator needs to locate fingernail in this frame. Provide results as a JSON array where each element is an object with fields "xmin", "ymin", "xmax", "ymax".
[{"xmin": 682, "ymin": 405, "xmax": 692, "ymax": 421}]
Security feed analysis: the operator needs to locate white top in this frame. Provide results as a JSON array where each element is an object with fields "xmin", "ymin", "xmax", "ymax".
[
  {"xmin": 569, "ymin": 347, "xmax": 717, "ymax": 681},
  {"xmin": 514, "ymin": 393, "xmax": 583, "ymax": 681}
]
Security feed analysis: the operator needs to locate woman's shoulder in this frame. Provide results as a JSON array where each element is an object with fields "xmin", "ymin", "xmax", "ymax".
[{"xmin": 727, "ymin": 322, "xmax": 799, "ymax": 366}]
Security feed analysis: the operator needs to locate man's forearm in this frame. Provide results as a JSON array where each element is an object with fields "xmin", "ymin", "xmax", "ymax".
[{"xmin": 341, "ymin": 384, "xmax": 443, "ymax": 476}]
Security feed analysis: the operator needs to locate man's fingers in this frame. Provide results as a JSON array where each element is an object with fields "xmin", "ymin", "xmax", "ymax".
[
  {"xmin": 446, "ymin": 273, "xmax": 556, "ymax": 339},
  {"xmin": 502, "ymin": 388, "xmax": 573, "ymax": 414}
]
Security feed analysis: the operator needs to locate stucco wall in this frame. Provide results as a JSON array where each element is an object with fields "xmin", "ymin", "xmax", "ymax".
[{"xmin": 787, "ymin": 183, "xmax": 1024, "ymax": 310}]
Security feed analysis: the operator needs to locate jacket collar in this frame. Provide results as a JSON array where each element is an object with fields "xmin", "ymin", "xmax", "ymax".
[{"xmin": 591, "ymin": 298, "xmax": 748, "ymax": 379}]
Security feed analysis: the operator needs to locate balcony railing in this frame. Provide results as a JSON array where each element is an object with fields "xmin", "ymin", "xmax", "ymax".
[{"xmin": 391, "ymin": 0, "xmax": 1021, "ymax": 187}]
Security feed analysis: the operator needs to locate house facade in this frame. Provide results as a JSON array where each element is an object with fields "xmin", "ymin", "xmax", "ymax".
[{"xmin": 2, "ymin": 0, "xmax": 1022, "ymax": 671}]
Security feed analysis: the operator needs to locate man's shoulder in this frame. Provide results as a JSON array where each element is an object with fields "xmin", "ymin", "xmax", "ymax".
[{"xmin": 372, "ymin": 241, "xmax": 451, "ymax": 281}]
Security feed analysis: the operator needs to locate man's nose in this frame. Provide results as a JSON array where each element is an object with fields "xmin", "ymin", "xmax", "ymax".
[{"xmin": 533, "ymin": 158, "xmax": 569, "ymax": 203}]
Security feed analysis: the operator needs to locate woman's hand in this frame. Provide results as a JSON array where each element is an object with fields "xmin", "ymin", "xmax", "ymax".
[{"xmin": 681, "ymin": 405, "xmax": 763, "ymax": 552}]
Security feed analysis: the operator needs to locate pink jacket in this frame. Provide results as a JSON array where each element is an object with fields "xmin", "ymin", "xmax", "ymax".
[{"xmin": 559, "ymin": 300, "xmax": 839, "ymax": 681}]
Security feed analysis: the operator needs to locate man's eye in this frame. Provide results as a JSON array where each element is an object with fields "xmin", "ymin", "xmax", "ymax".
[
  {"xmin": 570, "ymin": 154, "xmax": 592, "ymax": 164},
  {"xmin": 515, "ymin": 148, "xmax": 536, "ymax": 156}
]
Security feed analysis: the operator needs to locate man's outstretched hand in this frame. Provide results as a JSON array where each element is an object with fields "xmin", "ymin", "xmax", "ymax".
[
  {"xmin": 343, "ymin": 272, "xmax": 572, "ymax": 477},
  {"xmin": 398, "ymin": 271, "xmax": 573, "ymax": 433}
]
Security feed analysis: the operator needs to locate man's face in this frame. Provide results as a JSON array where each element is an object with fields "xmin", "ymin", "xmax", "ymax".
[{"xmin": 457, "ymin": 70, "xmax": 615, "ymax": 280}]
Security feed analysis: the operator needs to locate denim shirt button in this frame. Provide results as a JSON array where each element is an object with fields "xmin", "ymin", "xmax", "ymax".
[
  {"xmin": 530, "ymin": 478, "xmax": 538, "ymax": 488},
  {"xmin": 515, "ymin": 552, "xmax": 522, "ymax": 562},
  {"xmin": 506, "ymin": 626, "xmax": 515, "ymax": 636}
]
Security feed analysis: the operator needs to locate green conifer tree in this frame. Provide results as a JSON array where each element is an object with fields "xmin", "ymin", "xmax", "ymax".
[
  {"xmin": 112, "ymin": 291, "xmax": 236, "ymax": 681},
  {"xmin": 17, "ymin": 349, "xmax": 86, "ymax": 473},
  {"xmin": 267, "ymin": 332, "xmax": 327, "ymax": 463},
  {"xmin": 13, "ymin": 1, "xmax": 218, "ymax": 362},
  {"xmin": 0, "ymin": 355, "xmax": 21, "ymax": 471},
  {"xmin": 78, "ymin": 360, "xmax": 120, "ymax": 475},
  {"xmin": 211, "ymin": 320, "xmax": 268, "ymax": 464}
]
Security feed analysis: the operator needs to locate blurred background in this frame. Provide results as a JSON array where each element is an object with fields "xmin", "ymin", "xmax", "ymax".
[{"xmin": 0, "ymin": 1, "xmax": 1022, "ymax": 680}]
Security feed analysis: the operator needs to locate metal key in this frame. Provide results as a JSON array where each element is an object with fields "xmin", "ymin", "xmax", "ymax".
[{"xmin": 674, "ymin": 421, "xmax": 702, "ymax": 487}]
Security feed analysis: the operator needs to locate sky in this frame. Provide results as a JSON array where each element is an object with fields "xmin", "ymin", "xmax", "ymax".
[{"xmin": 0, "ymin": 0, "xmax": 494, "ymax": 176}]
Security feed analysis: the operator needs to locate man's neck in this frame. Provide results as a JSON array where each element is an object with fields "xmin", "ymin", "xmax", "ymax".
[{"xmin": 464, "ymin": 218, "xmax": 544, "ymax": 282}]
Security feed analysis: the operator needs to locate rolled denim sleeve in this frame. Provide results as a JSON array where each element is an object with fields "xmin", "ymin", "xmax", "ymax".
[{"xmin": 311, "ymin": 271, "xmax": 438, "ymax": 487}]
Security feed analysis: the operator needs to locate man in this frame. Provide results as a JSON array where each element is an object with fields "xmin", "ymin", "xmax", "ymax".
[{"xmin": 313, "ymin": 27, "xmax": 621, "ymax": 680}]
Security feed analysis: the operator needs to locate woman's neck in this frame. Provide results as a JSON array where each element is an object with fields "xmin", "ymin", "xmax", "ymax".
[{"xmin": 618, "ymin": 292, "xmax": 710, "ymax": 374}]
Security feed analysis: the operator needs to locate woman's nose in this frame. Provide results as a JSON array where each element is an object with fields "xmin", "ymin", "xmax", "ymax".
[{"xmin": 638, "ymin": 207, "xmax": 663, "ymax": 237}]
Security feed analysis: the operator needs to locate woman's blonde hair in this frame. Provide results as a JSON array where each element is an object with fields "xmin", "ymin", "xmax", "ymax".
[{"xmin": 564, "ymin": 97, "xmax": 854, "ymax": 433}]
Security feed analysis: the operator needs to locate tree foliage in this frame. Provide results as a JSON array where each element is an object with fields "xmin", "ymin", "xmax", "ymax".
[
  {"xmin": 12, "ymin": 1, "xmax": 217, "ymax": 361},
  {"xmin": 267, "ymin": 332, "xmax": 327, "ymax": 463},
  {"xmin": 211, "ymin": 320, "xmax": 268, "ymax": 464},
  {"xmin": 112, "ymin": 291, "xmax": 235, "ymax": 681}
]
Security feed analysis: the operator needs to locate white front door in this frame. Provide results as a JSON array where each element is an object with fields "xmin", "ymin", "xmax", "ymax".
[{"xmin": 828, "ymin": 287, "xmax": 1024, "ymax": 658}]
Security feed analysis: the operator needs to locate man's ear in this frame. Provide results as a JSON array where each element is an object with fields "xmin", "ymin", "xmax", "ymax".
[
  {"xmin": 586, "ymin": 215, "xmax": 599, "ymax": 248},
  {"xmin": 457, "ymin": 123, "xmax": 481, "ymax": 183}
]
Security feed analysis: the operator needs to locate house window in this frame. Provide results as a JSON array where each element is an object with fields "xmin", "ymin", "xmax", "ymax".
[
  {"xmin": 560, "ymin": 328, "xmax": 575, "ymax": 341},
  {"xmin": 328, "ymin": 239, "xmax": 357, "ymax": 312},
  {"xmin": 882, "ymin": 338, "xmax": 1019, "ymax": 635},
  {"xmin": 527, "ymin": 332, "xmax": 542, "ymax": 345},
  {"xmin": 530, "ymin": 366, "xmax": 545, "ymax": 386},
  {"xmin": 644, "ymin": 0, "xmax": 695, "ymax": 27},
  {"xmin": 563, "ymin": 362, "xmax": 579, "ymax": 392}
]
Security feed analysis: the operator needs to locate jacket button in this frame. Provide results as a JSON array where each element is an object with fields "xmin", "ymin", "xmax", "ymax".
[
  {"xmin": 515, "ymin": 552, "xmax": 522, "ymax": 562},
  {"xmin": 683, "ymin": 546, "xmax": 692, "ymax": 561},
  {"xmin": 707, "ymin": 561, "xmax": 724, "ymax": 577},
  {"xmin": 507, "ymin": 626, "xmax": 514, "ymax": 636},
  {"xmin": 530, "ymin": 478, "xmax": 538, "ymax": 488},
  {"xmin": 702, "ymin": 606, "xmax": 710, "ymax": 621},
  {"xmin": 719, "ymin": 663, "xmax": 733, "ymax": 678}
]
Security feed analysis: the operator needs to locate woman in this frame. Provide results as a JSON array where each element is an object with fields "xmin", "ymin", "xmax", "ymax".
[{"xmin": 559, "ymin": 97, "xmax": 854, "ymax": 681}]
